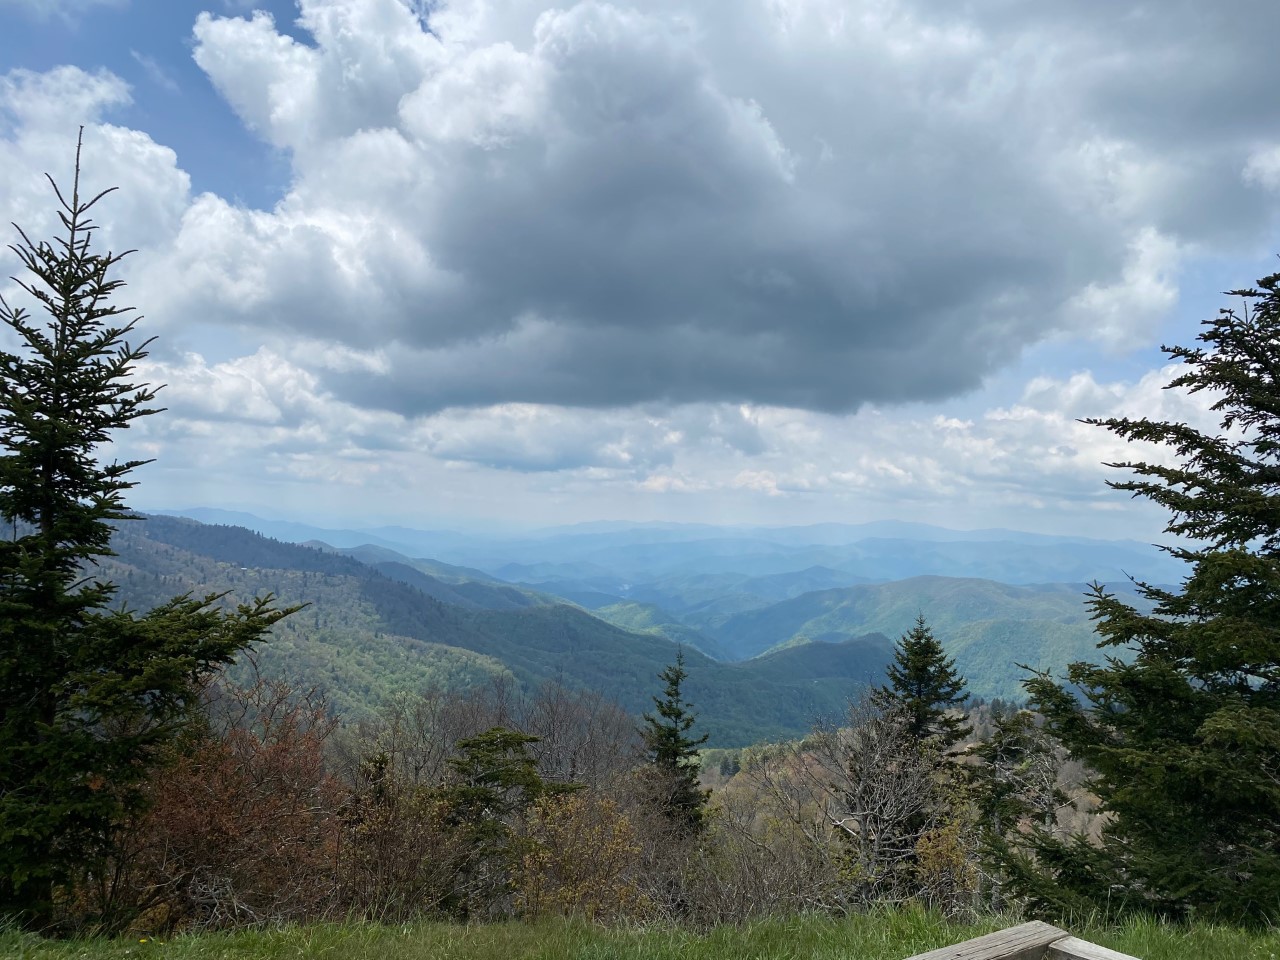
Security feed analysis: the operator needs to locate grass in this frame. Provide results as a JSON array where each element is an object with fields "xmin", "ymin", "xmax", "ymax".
[{"xmin": 3, "ymin": 910, "xmax": 1278, "ymax": 960}]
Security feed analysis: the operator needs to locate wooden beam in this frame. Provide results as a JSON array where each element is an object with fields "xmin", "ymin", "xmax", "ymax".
[
  {"xmin": 1047, "ymin": 936, "xmax": 1140, "ymax": 960},
  {"xmin": 904, "ymin": 920, "xmax": 1068, "ymax": 960}
]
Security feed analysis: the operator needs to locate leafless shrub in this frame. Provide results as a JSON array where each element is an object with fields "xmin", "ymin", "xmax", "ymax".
[
  {"xmin": 336, "ymin": 678, "xmax": 641, "ymax": 792},
  {"xmin": 517, "ymin": 682, "xmax": 643, "ymax": 790},
  {"xmin": 721, "ymin": 695, "xmax": 983, "ymax": 915},
  {"xmin": 327, "ymin": 679, "xmax": 644, "ymax": 922},
  {"xmin": 333, "ymin": 765, "xmax": 470, "ymax": 921},
  {"xmin": 680, "ymin": 784, "xmax": 844, "ymax": 925},
  {"xmin": 88, "ymin": 674, "xmax": 342, "ymax": 932}
]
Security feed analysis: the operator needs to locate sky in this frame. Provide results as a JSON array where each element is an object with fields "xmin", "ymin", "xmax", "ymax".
[{"xmin": 1, "ymin": 0, "xmax": 1279, "ymax": 538}]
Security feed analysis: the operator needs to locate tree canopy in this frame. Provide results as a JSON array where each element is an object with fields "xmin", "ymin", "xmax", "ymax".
[{"xmin": 1019, "ymin": 270, "xmax": 1280, "ymax": 925}]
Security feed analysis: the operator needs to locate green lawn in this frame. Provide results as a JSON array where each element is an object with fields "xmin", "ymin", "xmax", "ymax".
[{"xmin": 4, "ymin": 911, "xmax": 1277, "ymax": 960}]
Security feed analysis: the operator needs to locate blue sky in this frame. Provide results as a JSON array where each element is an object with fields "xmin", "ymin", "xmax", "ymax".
[
  {"xmin": 2, "ymin": 0, "xmax": 1279, "ymax": 538},
  {"xmin": 0, "ymin": 1, "xmax": 292, "ymax": 204}
]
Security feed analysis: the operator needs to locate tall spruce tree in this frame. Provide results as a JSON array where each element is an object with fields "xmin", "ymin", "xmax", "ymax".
[
  {"xmin": 1018, "ymin": 270, "xmax": 1280, "ymax": 924},
  {"xmin": 0, "ymin": 138, "xmax": 290, "ymax": 930},
  {"xmin": 640, "ymin": 651, "xmax": 709, "ymax": 833},
  {"xmin": 874, "ymin": 615, "xmax": 970, "ymax": 748}
]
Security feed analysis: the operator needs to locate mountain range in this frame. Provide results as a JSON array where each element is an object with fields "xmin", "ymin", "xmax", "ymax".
[
  {"xmin": 114, "ymin": 509, "xmax": 1178, "ymax": 745},
  {"xmin": 105, "ymin": 515, "xmax": 891, "ymax": 746},
  {"xmin": 161, "ymin": 508, "xmax": 1184, "ymax": 586}
]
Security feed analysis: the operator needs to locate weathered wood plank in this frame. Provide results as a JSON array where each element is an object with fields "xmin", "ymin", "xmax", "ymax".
[
  {"xmin": 903, "ymin": 920, "xmax": 1068, "ymax": 960},
  {"xmin": 1046, "ymin": 935, "xmax": 1141, "ymax": 960}
]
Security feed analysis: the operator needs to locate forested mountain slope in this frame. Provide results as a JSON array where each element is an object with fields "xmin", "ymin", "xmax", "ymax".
[
  {"xmin": 103, "ymin": 515, "xmax": 894, "ymax": 745},
  {"xmin": 704, "ymin": 575, "xmax": 1150, "ymax": 699}
]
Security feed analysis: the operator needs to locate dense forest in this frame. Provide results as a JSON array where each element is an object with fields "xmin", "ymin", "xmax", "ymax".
[{"xmin": 101, "ymin": 513, "xmax": 898, "ymax": 747}]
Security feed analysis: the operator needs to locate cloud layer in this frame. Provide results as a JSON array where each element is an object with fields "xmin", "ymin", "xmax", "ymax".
[
  {"xmin": 116, "ymin": 344, "xmax": 1214, "ymax": 538},
  {"xmin": 7, "ymin": 0, "xmax": 1274, "ymax": 415},
  {"xmin": 190, "ymin": 0, "xmax": 1280, "ymax": 413},
  {"xmin": 3, "ymin": 0, "xmax": 1279, "ymax": 534}
]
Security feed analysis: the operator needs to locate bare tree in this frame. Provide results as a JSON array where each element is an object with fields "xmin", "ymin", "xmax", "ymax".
[
  {"xmin": 735, "ymin": 695, "xmax": 974, "ymax": 911},
  {"xmin": 517, "ymin": 681, "xmax": 643, "ymax": 790}
]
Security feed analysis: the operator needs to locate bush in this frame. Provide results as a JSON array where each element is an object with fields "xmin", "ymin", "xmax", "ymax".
[{"xmin": 83, "ymin": 675, "xmax": 340, "ymax": 932}]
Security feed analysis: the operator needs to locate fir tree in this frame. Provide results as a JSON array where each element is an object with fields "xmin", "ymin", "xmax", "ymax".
[
  {"xmin": 445, "ymin": 727, "xmax": 560, "ymax": 835},
  {"xmin": 0, "ymin": 137, "xmax": 291, "ymax": 930},
  {"xmin": 1018, "ymin": 270, "xmax": 1280, "ymax": 925},
  {"xmin": 640, "ymin": 651, "xmax": 709, "ymax": 833},
  {"xmin": 874, "ymin": 615, "xmax": 970, "ymax": 748},
  {"xmin": 441, "ymin": 727, "xmax": 571, "ymax": 916}
]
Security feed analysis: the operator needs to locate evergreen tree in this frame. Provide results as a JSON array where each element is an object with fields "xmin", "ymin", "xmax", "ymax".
[
  {"xmin": 875, "ymin": 615, "xmax": 970, "ymax": 748},
  {"xmin": 445, "ymin": 727, "xmax": 560, "ymax": 837},
  {"xmin": 972, "ymin": 706, "xmax": 1064, "ymax": 837},
  {"xmin": 440, "ymin": 727, "xmax": 571, "ymax": 916},
  {"xmin": 1019, "ymin": 270, "xmax": 1280, "ymax": 925},
  {"xmin": 0, "ymin": 138, "xmax": 290, "ymax": 930},
  {"xmin": 640, "ymin": 651, "xmax": 709, "ymax": 833}
]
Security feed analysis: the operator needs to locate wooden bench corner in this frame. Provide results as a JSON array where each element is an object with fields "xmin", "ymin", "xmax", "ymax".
[{"xmin": 904, "ymin": 920, "xmax": 1140, "ymax": 960}]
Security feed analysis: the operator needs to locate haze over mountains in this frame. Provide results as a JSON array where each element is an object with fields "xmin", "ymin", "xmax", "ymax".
[
  {"xmin": 166, "ymin": 508, "xmax": 1183, "ymax": 587},
  {"xmin": 123, "ymin": 509, "xmax": 1180, "ymax": 745}
]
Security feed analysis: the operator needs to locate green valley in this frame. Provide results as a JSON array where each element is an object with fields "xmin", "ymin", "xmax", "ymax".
[
  {"xmin": 106, "ymin": 516, "xmax": 895, "ymax": 746},
  {"xmin": 102, "ymin": 512, "xmax": 1169, "ymax": 733}
]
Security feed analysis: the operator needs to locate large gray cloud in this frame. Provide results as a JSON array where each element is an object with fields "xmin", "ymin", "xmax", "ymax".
[{"xmin": 60, "ymin": 0, "xmax": 1280, "ymax": 414}]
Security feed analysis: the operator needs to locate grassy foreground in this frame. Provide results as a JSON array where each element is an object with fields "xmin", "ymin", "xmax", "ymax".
[{"xmin": 4, "ymin": 910, "xmax": 1278, "ymax": 960}]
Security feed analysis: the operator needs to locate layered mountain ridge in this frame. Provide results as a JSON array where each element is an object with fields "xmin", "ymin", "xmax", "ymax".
[{"xmin": 116, "ymin": 510, "xmax": 1171, "ymax": 744}]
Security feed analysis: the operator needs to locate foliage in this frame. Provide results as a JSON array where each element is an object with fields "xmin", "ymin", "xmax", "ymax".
[
  {"xmin": 0, "ymin": 140, "xmax": 290, "ymax": 931},
  {"xmin": 1021, "ymin": 271, "xmax": 1280, "ymax": 924},
  {"xmin": 335, "ymin": 682, "xmax": 646, "ymax": 923},
  {"xmin": 102, "ymin": 514, "xmax": 898, "ymax": 747},
  {"xmin": 831, "ymin": 700, "xmax": 972, "ymax": 908},
  {"xmin": 516, "ymin": 793, "xmax": 644, "ymax": 921},
  {"xmin": 45, "ymin": 677, "xmax": 647, "ymax": 932},
  {"xmin": 592, "ymin": 600, "xmax": 729, "ymax": 660},
  {"xmin": 681, "ymin": 784, "xmax": 845, "ymax": 923},
  {"xmin": 695, "ymin": 573, "xmax": 1153, "ymax": 701},
  {"xmin": 445, "ymin": 727, "xmax": 562, "ymax": 831},
  {"xmin": 874, "ymin": 615, "xmax": 970, "ymax": 747},
  {"xmin": 438, "ymin": 727, "xmax": 580, "ymax": 918},
  {"xmin": 737, "ymin": 696, "xmax": 978, "ymax": 914},
  {"xmin": 948, "ymin": 702, "xmax": 1072, "ymax": 914},
  {"xmin": 339, "ymin": 752, "xmax": 467, "ymax": 922},
  {"xmin": 640, "ymin": 652, "xmax": 710, "ymax": 834},
  {"xmin": 91, "ymin": 676, "xmax": 341, "ymax": 931},
  {"xmin": 970, "ymin": 706, "xmax": 1067, "ymax": 839}
]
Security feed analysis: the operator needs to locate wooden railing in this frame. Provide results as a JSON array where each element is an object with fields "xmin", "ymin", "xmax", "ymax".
[{"xmin": 904, "ymin": 920, "xmax": 1140, "ymax": 960}]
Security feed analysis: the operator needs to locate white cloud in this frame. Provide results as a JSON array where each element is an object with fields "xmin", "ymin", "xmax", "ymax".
[
  {"xmin": 1064, "ymin": 228, "xmax": 1183, "ymax": 350},
  {"xmin": 1245, "ymin": 145, "xmax": 1280, "ymax": 193},
  {"xmin": 10, "ymin": 0, "xmax": 1276, "ymax": 415},
  {"xmin": 417, "ymin": 403, "xmax": 680, "ymax": 472},
  {"xmin": 0, "ymin": 65, "xmax": 129, "ymax": 130},
  {"xmin": 191, "ymin": 11, "xmax": 325, "ymax": 152},
  {"xmin": 108, "ymin": 337, "xmax": 1217, "ymax": 539},
  {"xmin": 0, "ymin": 68, "xmax": 191, "ymax": 323}
]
